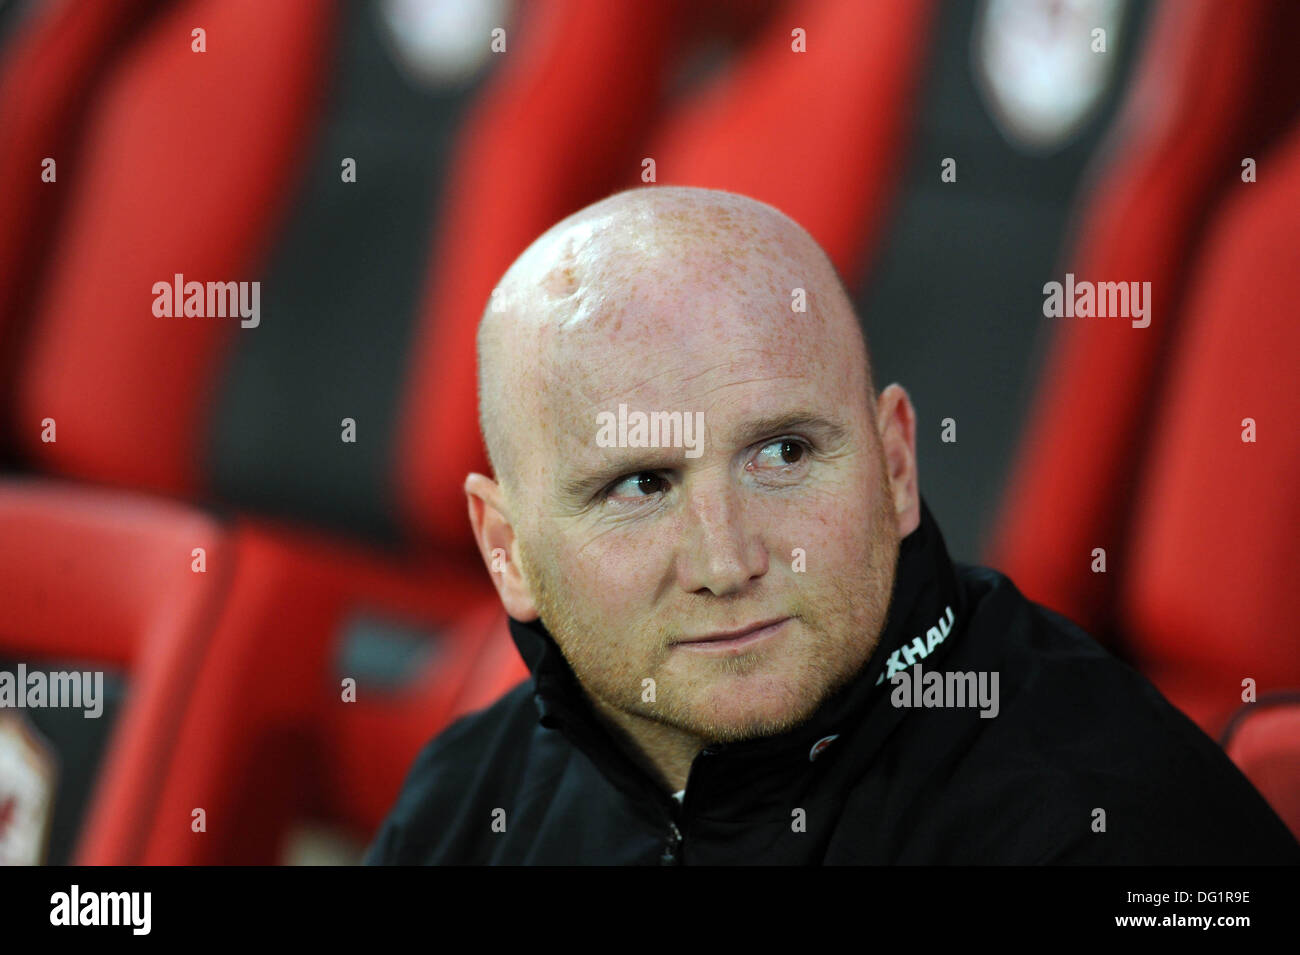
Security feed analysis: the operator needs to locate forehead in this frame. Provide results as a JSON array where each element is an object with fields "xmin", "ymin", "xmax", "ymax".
[
  {"xmin": 532, "ymin": 260, "xmax": 861, "ymax": 444},
  {"xmin": 550, "ymin": 230, "xmax": 841, "ymax": 359}
]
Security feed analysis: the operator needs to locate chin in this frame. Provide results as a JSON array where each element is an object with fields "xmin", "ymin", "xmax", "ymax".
[{"xmin": 676, "ymin": 672, "xmax": 826, "ymax": 741}]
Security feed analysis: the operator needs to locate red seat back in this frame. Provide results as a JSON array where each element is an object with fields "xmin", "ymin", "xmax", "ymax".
[
  {"xmin": 11, "ymin": 0, "xmax": 333, "ymax": 495},
  {"xmin": 988, "ymin": 0, "xmax": 1300, "ymax": 642},
  {"xmin": 1118, "ymin": 120, "xmax": 1300, "ymax": 734}
]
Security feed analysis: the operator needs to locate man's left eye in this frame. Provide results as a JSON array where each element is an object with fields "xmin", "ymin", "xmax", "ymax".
[{"xmin": 754, "ymin": 438, "xmax": 808, "ymax": 467}]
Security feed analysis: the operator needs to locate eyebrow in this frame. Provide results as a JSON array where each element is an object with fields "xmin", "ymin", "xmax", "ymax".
[{"xmin": 557, "ymin": 410, "xmax": 850, "ymax": 503}]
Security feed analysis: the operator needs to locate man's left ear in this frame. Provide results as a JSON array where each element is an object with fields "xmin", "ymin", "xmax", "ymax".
[{"xmin": 875, "ymin": 383, "xmax": 921, "ymax": 537}]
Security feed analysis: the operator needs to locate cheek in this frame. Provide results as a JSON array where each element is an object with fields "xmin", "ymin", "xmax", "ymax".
[
  {"xmin": 549, "ymin": 528, "xmax": 669, "ymax": 627},
  {"xmin": 768, "ymin": 473, "xmax": 877, "ymax": 569}
]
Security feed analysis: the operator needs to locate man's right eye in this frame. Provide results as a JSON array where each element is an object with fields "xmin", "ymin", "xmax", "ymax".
[{"xmin": 604, "ymin": 472, "xmax": 668, "ymax": 501}]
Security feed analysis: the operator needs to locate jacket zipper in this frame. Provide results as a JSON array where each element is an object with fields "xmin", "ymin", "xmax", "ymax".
[
  {"xmin": 661, "ymin": 750, "xmax": 711, "ymax": 864},
  {"xmin": 660, "ymin": 818, "xmax": 683, "ymax": 865}
]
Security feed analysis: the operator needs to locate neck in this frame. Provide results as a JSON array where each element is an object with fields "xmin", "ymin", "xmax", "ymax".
[{"xmin": 586, "ymin": 694, "xmax": 704, "ymax": 794}]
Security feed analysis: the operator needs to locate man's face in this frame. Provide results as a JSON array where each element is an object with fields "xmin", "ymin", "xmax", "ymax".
[{"xmin": 510, "ymin": 249, "xmax": 901, "ymax": 744}]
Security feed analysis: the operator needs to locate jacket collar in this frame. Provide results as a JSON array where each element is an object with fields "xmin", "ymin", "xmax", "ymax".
[{"xmin": 506, "ymin": 496, "xmax": 968, "ymax": 819}]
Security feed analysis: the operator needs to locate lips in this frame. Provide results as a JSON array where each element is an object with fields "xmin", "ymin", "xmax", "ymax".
[{"xmin": 674, "ymin": 616, "xmax": 791, "ymax": 647}]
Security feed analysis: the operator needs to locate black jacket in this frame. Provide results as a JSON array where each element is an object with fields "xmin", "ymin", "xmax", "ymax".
[{"xmin": 366, "ymin": 499, "xmax": 1300, "ymax": 864}]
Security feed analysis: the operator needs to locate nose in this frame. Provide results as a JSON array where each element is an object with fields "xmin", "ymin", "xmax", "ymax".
[{"xmin": 675, "ymin": 477, "xmax": 768, "ymax": 596}]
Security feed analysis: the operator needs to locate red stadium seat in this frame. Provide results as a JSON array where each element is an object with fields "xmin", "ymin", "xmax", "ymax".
[
  {"xmin": 1116, "ymin": 119, "xmax": 1300, "ymax": 736},
  {"xmin": 0, "ymin": 479, "xmax": 524, "ymax": 864},
  {"xmin": 11, "ymin": 0, "xmax": 333, "ymax": 495},
  {"xmin": 988, "ymin": 0, "xmax": 1300, "ymax": 646},
  {"xmin": 0, "ymin": 480, "xmax": 228, "ymax": 862},
  {"xmin": 78, "ymin": 516, "xmax": 524, "ymax": 864},
  {"xmin": 0, "ymin": 0, "xmax": 161, "ymax": 398},
  {"xmin": 0, "ymin": 480, "xmax": 225, "ymax": 670}
]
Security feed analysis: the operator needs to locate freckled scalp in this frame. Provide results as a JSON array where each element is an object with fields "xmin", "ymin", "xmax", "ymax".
[{"xmin": 475, "ymin": 186, "xmax": 874, "ymax": 503}]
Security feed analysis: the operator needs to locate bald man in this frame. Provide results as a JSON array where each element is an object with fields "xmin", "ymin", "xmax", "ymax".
[{"xmin": 367, "ymin": 186, "xmax": 1299, "ymax": 865}]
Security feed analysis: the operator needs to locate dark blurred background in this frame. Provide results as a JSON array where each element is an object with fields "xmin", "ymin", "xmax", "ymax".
[{"xmin": 0, "ymin": 0, "xmax": 1297, "ymax": 864}]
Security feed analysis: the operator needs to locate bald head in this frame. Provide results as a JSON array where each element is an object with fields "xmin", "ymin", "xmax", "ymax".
[{"xmin": 476, "ymin": 186, "xmax": 873, "ymax": 498}]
